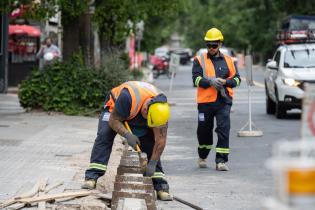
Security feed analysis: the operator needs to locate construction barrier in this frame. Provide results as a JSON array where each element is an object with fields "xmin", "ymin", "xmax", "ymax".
[{"xmin": 265, "ymin": 140, "xmax": 315, "ymax": 210}]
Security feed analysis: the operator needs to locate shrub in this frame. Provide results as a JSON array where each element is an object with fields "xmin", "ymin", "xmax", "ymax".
[
  {"xmin": 19, "ymin": 51, "xmax": 130, "ymax": 115},
  {"xmin": 130, "ymin": 68, "xmax": 144, "ymax": 80}
]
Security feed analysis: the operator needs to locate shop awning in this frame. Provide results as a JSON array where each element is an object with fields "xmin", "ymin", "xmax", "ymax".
[{"xmin": 9, "ymin": 25, "xmax": 40, "ymax": 37}]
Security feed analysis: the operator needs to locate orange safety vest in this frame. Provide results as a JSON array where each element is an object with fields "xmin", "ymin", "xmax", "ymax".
[
  {"xmin": 196, "ymin": 52, "xmax": 236, "ymax": 103},
  {"xmin": 105, "ymin": 81, "xmax": 161, "ymax": 120}
]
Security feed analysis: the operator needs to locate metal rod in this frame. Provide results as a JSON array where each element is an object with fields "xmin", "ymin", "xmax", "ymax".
[
  {"xmin": 173, "ymin": 196, "xmax": 204, "ymax": 210},
  {"xmin": 248, "ymin": 85, "xmax": 252, "ymax": 132}
]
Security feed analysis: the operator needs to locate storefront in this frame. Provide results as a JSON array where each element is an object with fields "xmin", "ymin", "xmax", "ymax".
[{"xmin": 8, "ymin": 24, "xmax": 40, "ymax": 86}]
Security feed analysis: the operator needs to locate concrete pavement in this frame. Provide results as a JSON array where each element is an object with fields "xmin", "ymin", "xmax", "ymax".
[
  {"xmin": 154, "ymin": 64, "xmax": 300, "ymax": 210},
  {"xmin": 0, "ymin": 94, "xmax": 124, "ymax": 209},
  {"xmin": 0, "ymin": 94, "xmax": 96, "ymax": 200},
  {"xmin": 0, "ymin": 64, "xmax": 301, "ymax": 209}
]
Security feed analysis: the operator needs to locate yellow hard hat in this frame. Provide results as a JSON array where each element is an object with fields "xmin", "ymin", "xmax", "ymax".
[
  {"xmin": 204, "ymin": 28, "xmax": 224, "ymax": 42},
  {"xmin": 147, "ymin": 102, "xmax": 170, "ymax": 127}
]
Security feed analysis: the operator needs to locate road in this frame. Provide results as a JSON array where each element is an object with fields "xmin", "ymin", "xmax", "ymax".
[
  {"xmin": 155, "ymin": 64, "xmax": 301, "ymax": 210},
  {"xmin": 0, "ymin": 63, "xmax": 301, "ymax": 210}
]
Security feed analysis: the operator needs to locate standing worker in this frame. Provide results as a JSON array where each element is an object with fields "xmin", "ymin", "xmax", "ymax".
[
  {"xmin": 82, "ymin": 81, "xmax": 172, "ymax": 201},
  {"xmin": 192, "ymin": 28, "xmax": 241, "ymax": 171}
]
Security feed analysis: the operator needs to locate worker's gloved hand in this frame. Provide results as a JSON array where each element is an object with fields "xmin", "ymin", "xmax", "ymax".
[
  {"xmin": 220, "ymin": 88, "xmax": 228, "ymax": 99},
  {"xmin": 144, "ymin": 160, "xmax": 158, "ymax": 177},
  {"xmin": 208, "ymin": 78, "xmax": 223, "ymax": 90},
  {"xmin": 123, "ymin": 132, "xmax": 140, "ymax": 150},
  {"xmin": 219, "ymin": 88, "xmax": 232, "ymax": 103}
]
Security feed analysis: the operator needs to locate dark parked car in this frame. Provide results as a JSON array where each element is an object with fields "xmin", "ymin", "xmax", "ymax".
[{"xmin": 170, "ymin": 49, "xmax": 192, "ymax": 65}]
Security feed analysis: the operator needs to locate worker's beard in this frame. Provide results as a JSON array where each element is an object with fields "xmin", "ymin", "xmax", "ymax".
[{"xmin": 209, "ymin": 50, "xmax": 219, "ymax": 57}]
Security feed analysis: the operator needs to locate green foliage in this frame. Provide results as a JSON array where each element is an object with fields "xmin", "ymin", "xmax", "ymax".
[
  {"xmin": 94, "ymin": 0, "xmax": 183, "ymax": 50},
  {"xmin": 18, "ymin": 51, "xmax": 129, "ymax": 115},
  {"xmin": 130, "ymin": 68, "xmax": 144, "ymax": 80},
  {"xmin": 180, "ymin": 0, "xmax": 315, "ymax": 61},
  {"xmin": 59, "ymin": 0, "xmax": 88, "ymax": 25},
  {"xmin": 0, "ymin": 0, "xmax": 58, "ymax": 20}
]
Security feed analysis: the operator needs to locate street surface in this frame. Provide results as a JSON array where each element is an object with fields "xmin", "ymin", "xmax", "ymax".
[
  {"xmin": 0, "ymin": 64, "xmax": 302, "ymax": 210},
  {"xmin": 155, "ymin": 64, "xmax": 301, "ymax": 210}
]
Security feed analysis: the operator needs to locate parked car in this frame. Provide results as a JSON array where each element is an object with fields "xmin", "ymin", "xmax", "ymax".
[
  {"xmin": 264, "ymin": 43, "xmax": 315, "ymax": 118},
  {"xmin": 154, "ymin": 46, "xmax": 170, "ymax": 59},
  {"xmin": 170, "ymin": 48, "xmax": 192, "ymax": 65}
]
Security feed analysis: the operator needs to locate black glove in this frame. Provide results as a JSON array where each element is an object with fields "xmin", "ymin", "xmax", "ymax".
[
  {"xmin": 144, "ymin": 160, "xmax": 158, "ymax": 177},
  {"xmin": 208, "ymin": 78, "xmax": 223, "ymax": 90},
  {"xmin": 123, "ymin": 132, "xmax": 140, "ymax": 150}
]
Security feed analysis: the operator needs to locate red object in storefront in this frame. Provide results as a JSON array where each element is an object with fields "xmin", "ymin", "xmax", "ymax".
[
  {"xmin": 9, "ymin": 25, "xmax": 40, "ymax": 37},
  {"xmin": 9, "ymin": 25, "xmax": 27, "ymax": 36},
  {"xmin": 20, "ymin": 25, "xmax": 40, "ymax": 37}
]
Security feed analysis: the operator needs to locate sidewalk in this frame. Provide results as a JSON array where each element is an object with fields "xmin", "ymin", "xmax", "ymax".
[{"xmin": 0, "ymin": 93, "xmax": 123, "ymax": 206}]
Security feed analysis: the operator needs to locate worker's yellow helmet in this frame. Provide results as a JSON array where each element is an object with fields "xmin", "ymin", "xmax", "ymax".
[
  {"xmin": 204, "ymin": 28, "xmax": 224, "ymax": 42},
  {"xmin": 147, "ymin": 102, "xmax": 170, "ymax": 127}
]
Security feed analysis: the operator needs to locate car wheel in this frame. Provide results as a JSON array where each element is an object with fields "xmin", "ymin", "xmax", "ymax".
[
  {"xmin": 265, "ymin": 84, "xmax": 275, "ymax": 114},
  {"xmin": 266, "ymin": 94, "xmax": 276, "ymax": 114},
  {"xmin": 275, "ymin": 89, "xmax": 286, "ymax": 119}
]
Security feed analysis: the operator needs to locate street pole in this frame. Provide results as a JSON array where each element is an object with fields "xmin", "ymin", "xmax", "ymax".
[
  {"xmin": 237, "ymin": 55, "xmax": 263, "ymax": 137},
  {"xmin": 0, "ymin": 14, "xmax": 8, "ymax": 93},
  {"xmin": 248, "ymin": 84, "xmax": 252, "ymax": 132}
]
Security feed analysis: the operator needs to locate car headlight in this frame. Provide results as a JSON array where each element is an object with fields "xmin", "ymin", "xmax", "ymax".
[{"xmin": 283, "ymin": 78, "xmax": 300, "ymax": 86}]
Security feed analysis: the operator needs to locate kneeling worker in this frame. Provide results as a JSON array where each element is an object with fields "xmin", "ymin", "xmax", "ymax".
[{"xmin": 82, "ymin": 81, "xmax": 172, "ymax": 201}]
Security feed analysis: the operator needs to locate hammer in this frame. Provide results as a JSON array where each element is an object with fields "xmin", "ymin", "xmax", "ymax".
[{"xmin": 124, "ymin": 121, "xmax": 147, "ymax": 169}]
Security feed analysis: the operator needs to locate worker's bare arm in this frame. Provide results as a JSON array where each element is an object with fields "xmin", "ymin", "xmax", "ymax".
[
  {"xmin": 151, "ymin": 125, "xmax": 167, "ymax": 160},
  {"xmin": 109, "ymin": 109, "xmax": 129, "ymax": 136}
]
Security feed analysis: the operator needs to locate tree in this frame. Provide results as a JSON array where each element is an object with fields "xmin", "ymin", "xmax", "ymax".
[
  {"xmin": 94, "ymin": 0, "xmax": 183, "ymax": 53},
  {"xmin": 180, "ymin": 0, "xmax": 315, "ymax": 62}
]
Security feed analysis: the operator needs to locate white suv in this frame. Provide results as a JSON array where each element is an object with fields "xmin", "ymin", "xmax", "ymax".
[{"xmin": 264, "ymin": 43, "xmax": 315, "ymax": 118}]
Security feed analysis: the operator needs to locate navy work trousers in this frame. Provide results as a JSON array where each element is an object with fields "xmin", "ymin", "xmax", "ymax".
[
  {"xmin": 85, "ymin": 111, "xmax": 169, "ymax": 192},
  {"xmin": 197, "ymin": 103, "xmax": 231, "ymax": 163}
]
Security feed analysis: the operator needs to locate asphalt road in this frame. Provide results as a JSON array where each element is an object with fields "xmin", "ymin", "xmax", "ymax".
[{"xmin": 155, "ymin": 64, "xmax": 301, "ymax": 210}]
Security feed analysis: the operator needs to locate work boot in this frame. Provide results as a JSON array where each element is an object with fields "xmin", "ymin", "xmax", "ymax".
[
  {"xmin": 198, "ymin": 158, "xmax": 207, "ymax": 168},
  {"xmin": 216, "ymin": 162, "xmax": 229, "ymax": 171},
  {"xmin": 157, "ymin": 191, "xmax": 173, "ymax": 201},
  {"xmin": 81, "ymin": 179, "xmax": 96, "ymax": 189}
]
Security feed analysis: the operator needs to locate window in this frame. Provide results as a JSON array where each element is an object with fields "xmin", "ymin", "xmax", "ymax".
[
  {"xmin": 284, "ymin": 48, "xmax": 315, "ymax": 68},
  {"xmin": 274, "ymin": 51, "xmax": 281, "ymax": 67}
]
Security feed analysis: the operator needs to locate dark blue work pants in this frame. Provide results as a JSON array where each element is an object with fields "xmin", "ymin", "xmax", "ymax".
[
  {"xmin": 197, "ymin": 103, "xmax": 231, "ymax": 163},
  {"xmin": 85, "ymin": 111, "xmax": 169, "ymax": 191}
]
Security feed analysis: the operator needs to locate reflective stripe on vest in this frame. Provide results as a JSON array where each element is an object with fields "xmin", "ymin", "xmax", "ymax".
[
  {"xmin": 105, "ymin": 81, "xmax": 162, "ymax": 120},
  {"xmin": 196, "ymin": 52, "xmax": 236, "ymax": 103}
]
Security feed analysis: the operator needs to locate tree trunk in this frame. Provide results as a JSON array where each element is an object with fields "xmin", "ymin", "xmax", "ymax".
[
  {"xmin": 62, "ymin": 17, "xmax": 80, "ymax": 61},
  {"xmin": 79, "ymin": 14, "xmax": 92, "ymax": 67}
]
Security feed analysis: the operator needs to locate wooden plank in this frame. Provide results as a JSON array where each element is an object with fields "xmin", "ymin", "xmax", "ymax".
[
  {"xmin": 0, "ymin": 179, "xmax": 42, "ymax": 208},
  {"xmin": 45, "ymin": 181, "xmax": 64, "ymax": 193},
  {"xmin": 38, "ymin": 178, "xmax": 49, "ymax": 210},
  {"xmin": 19, "ymin": 190, "xmax": 94, "ymax": 205}
]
